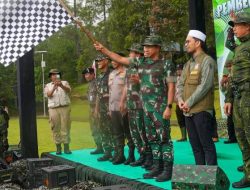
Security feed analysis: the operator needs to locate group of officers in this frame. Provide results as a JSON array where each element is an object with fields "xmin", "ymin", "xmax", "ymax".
[
  {"xmin": 45, "ymin": 11, "xmax": 250, "ymax": 188},
  {"xmin": 84, "ymin": 35, "xmax": 175, "ymax": 182}
]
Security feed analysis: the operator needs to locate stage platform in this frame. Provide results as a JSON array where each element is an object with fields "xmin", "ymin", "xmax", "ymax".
[{"xmin": 42, "ymin": 139, "xmax": 246, "ymax": 190}]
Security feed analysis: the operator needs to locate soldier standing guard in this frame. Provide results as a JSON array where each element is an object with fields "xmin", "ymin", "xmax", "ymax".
[
  {"xmin": 94, "ymin": 35, "xmax": 176, "ymax": 182},
  {"xmin": 82, "ymin": 67, "xmax": 103, "ymax": 155},
  {"xmin": 108, "ymin": 56, "xmax": 135, "ymax": 165},
  {"xmin": 224, "ymin": 12, "xmax": 250, "ymax": 188},
  {"xmin": 220, "ymin": 61, "xmax": 237, "ymax": 144},
  {"xmin": 120, "ymin": 43, "xmax": 152, "ymax": 168},
  {"xmin": 95, "ymin": 55, "xmax": 113, "ymax": 162}
]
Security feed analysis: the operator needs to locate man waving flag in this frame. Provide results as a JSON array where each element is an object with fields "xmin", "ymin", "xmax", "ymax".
[{"xmin": 0, "ymin": 0, "xmax": 73, "ymax": 66}]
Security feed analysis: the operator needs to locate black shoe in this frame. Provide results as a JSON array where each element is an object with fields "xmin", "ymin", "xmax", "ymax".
[
  {"xmin": 64, "ymin": 144, "xmax": 72, "ymax": 154},
  {"xmin": 142, "ymin": 152, "xmax": 153, "ymax": 169},
  {"xmin": 124, "ymin": 147, "xmax": 135, "ymax": 165},
  {"xmin": 224, "ymin": 139, "xmax": 237, "ymax": 144},
  {"xmin": 112, "ymin": 147, "xmax": 125, "ymax": 165},
  {"xmin": 156, "ymin": 161, "xmax": 173, "ymax": 182},
  {"xmin": 143, "ymin": 160, "xmax": 163, "ymax": 179},
  {"xmin": 56, "ymin": 144, "xmax": 62, "ymax": 155},
  {"xmin": 112, "ymin": 155, "xmax": 126, "ymax": 165},
  {"xmin": 90, "ymin": 148, "xmax": 104, "ymax": 155},
  {"xmin": 232, "ymin": 178, "xmax": 250, "ymax": 188},
  {"xmin": 97, "ymin": 153, "xmax": 112, "ymax": 161},
  {"xmin": 145, "ymin": 164, "xmax": 154, "ymax": 171},
  {"xmin": 237, "ymin": 165, "xmax": 244, "ymax": 172},
  {"xmin": 130, "ymin": 154, "xmax": 145, "ymax": 167}
]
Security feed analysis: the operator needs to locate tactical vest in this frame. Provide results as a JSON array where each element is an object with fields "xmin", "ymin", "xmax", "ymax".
[{"xmin": 183, "ymin": 54, "xmax": 214, "ymax": 114}]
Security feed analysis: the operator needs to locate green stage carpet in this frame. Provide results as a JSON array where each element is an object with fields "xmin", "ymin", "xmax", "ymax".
[{"xmin": 51, "ymin": 139, "xmax": 246, "ymax": 190}]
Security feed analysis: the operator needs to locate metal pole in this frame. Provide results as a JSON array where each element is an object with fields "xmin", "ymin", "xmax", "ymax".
[
  {"xmin": 41, "ymin": 53, "xmax": 46, "ymax": 117},
  {"xmin": 188, "ymin": 0, "xmax": 206, "ymax": 33},
  {"xmin": 35, "ymin": 50, "xmax": 47, "ymax": 117}
]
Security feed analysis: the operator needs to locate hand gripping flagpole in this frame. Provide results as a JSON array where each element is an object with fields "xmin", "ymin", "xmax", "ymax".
[{"xmin": 58, "ymin": 0, "xmax": 97, "ymax": 43}]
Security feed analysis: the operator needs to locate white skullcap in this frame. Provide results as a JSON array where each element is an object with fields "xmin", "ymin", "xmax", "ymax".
[{"xmin": 187, "ymin": 30, "xmax": 206, "ymax": 42}]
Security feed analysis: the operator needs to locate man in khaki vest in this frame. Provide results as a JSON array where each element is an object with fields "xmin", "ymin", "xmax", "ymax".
[
  {"xmin": 176, "ymin": 30, "xmax": 217, "ymax": 165},
  {"xmin": 44, "ymin": 69, "xmax": 72, "ymax": 155}
]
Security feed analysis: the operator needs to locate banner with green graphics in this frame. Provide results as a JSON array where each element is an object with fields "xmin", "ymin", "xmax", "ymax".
[{"xmin": 212, "ymin": 0, "xmax": 250, "ymax": 117}]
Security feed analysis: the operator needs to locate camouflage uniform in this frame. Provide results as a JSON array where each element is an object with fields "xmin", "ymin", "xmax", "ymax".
[
  {"xmin": 126, "ymin": 61, "xmax": 148, "ymax": 153},
  {"xmin": 127, "ymin": 36, "xmax": 176, "ymax": 182},
  {"xmin": 221, "ymin": 62, "xmax": 237, "ymax": 143},
  {"xmin": 96, "ymin": 65, "xmax": 113, "ymax": 157},
  {"xmin": 86, "ymin": 77, "xmax": 102, "ymax": 150},
  {"xmin": 225, "ymin": 12, "xmax": 250, "ymax": 186},
  {"xmin": 0, "ymin": 104, "xmax": 9, "ymax": 157},
  {"xmin": 129, "ymin": 57, "xmax": 175, "ymax": 162}
]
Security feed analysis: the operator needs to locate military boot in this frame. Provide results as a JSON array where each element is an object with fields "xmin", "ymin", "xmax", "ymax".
[
  {"xmin": 156, "ymin": 161, "xmax": 173, "ymax": 182},
  {"xmin": 177, "ymin": 128, "xmax": 187, "ymax": 142},
  {"xmin": 90, "ymin": 144, "xmax": 104, "ymax": 155},
  {"xmin": 56, "ymin": 144, "xmax": 62, "ymax": 155},
  {"xmin": 142, "ymin": 152, "xmax": 153, "ymax": 170},
  {"xmin": 97, "ymin": 150, "xmax": 112, "ymax": 161},
  {"xmin": 112, "ymin": 147, "xmax": 126, "ymax": 165},
  {"xmin": 130, "ymin": 152, "xmax": 145, "ymax": 167},
  {"xmin": 124, "ymin": 146, "xmax": 135, "ymax": 165},
  {"xmin": 64, "ymin": 144, "xmax": 72, "ymax": 154},
  {"xmin": 143, "ymin": 159, "xmax": 163, "ymax": 179},
  {"xmin": 232, "ymin": 177, "xmax": 250, "ymax": 188}
]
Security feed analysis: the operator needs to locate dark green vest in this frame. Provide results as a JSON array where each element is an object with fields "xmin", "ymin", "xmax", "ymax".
[{"xmin": 183, "ymin": 53, "xmax": 214, "ymax": 113}]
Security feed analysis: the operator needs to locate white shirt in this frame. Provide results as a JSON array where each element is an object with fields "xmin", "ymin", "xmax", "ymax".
[{"xmin": 44, "ymin": 81, "xmax": 71, "ymax": 108}]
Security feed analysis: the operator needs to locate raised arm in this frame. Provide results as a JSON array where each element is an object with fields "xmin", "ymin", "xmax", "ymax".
[{"xmin": 94, "ymin": 42, "xmax": 130, "ymax": 65}]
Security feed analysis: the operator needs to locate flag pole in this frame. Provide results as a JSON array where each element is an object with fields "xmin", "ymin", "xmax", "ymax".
[{"xmin": 58, "ymin": 0, "xmax": 96, "ymax": 43}]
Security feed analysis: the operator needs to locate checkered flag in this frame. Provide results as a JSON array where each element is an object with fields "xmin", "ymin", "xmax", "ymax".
[{"xmin": 0, "ymin": 0, "xmax": 73, "ymax": 66}]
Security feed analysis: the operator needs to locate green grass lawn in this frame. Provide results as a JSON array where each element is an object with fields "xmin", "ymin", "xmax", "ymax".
[{"xmin": 8, "ymin": 84, "xmax": 222, "ymax": 156}]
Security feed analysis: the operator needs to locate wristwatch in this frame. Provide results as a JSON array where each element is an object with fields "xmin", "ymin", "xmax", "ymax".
[{"xmin": 167, "ymin": 104, "xmax": 172, "ymax": 109}]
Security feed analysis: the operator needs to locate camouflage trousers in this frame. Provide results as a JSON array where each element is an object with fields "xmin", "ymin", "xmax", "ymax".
[
  {"xmin": 144, "ymin": 111, "xmax": 173, "ymax": 162},
  {"xmin": 99, "ymin": 111, "xmax": 113, "ymax": 153},
  {"xmin": 128, "ymin": 109, "xmax": 148, "ymax": 152},
  {"xmin": 89, "ymin": 107, "xmax": 102, "ymax": 147},
  {"xmin": 233, "ymin": 91, "xmax": 250, "ymax": 180}
]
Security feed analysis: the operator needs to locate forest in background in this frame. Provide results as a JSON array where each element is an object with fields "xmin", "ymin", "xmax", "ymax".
[{"xmin": 0, "ymin": 0, "xmax": 215, "ymax": 114}]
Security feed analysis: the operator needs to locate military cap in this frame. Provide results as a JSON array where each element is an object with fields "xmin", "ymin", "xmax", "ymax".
[
  {"xmin": 95, "ymin": 54, "xmax": 109, "ymax": 62},
  {"xmin": 228, "ymin": 12, "xmax": 250, "ymax": 27},
  {"xmin": 48, "ymin": 68, "xmax": 61, "ymax": 77},
  {"xmin": 142, "ymin": 35, "xmax": 162, "ymax": 47},
  {"xmin": 127, "ymin": 43, "xmax": 144, "ymax": 54},
  {"xmin": 82, "ymin": 67, "xmax": 95, "ymax": 75}
]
